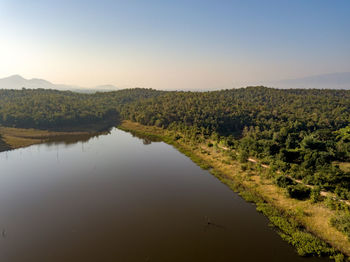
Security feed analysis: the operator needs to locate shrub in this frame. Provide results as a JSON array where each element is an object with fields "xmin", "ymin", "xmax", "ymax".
[
  {"xmin": 282, "ymin": 231, "xmax": 334, "ymax": 257},
  {"xmin": 310, "ymin": 186, "xmax": 322, "ymax": 203},
  {"xmin": 241, "ymin": 164, "xmax": 248, "ymax": 171},
  {"xmin": 325, "ymin": 197, "xmax": 350, "ymax": 212},
  {"xmin": 174, "ymin": 134, "xmax": 182, "ymax": 140},
  {"xmin": 256, "ymin": 203, "xmax": 336, "ymax": 257},
  {"xmin": 286, "ymin": 184, "xmax": 311, "ymax": 200},
  {"xmin": 330, "ymin": 212, "xmax": 350, "ymax": 240},
  {"xmin": 331, "ymin": 253, "xmax": 345, "ymax": 262},
  {"xmin": 335, "ymin": 186, "xmax": 350, "ymax": 200},
  {"xmin": 239, "ymin": 190, "xmax": 263, "ymax": 203},
  {"xmin": 239, "ymin": 150, "xmax": 249, "ymax": 163},
  {"xmin": 325, "ymin": 196, "xmax": 337, "ymax": 210},
  {"xmin": 275, "ymin": 175, "xmax": 296, "ymax": 188}
]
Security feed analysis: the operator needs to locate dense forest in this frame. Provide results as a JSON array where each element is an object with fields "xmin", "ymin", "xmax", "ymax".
[
  {"xmin": 1, "ymin": 87, "xmax": 349, "ymax": 196},
  {"xmin": 0, "ymin": 88, "xmax": 162, "ymax": 129}
]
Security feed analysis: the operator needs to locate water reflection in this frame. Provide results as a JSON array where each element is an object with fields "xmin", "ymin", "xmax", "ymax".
[
  {"xmin": 142, "ymin": 138, "xmax": 152, "ymax": 145},
  {"xmin": 45, "ymin": 130, "xmax": 111, "ymax": 147}
]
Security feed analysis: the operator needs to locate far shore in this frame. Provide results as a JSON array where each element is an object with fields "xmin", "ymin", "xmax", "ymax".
[{"xmin": 0, "ymin": 125, "xmax": 111, "ymax": 152}]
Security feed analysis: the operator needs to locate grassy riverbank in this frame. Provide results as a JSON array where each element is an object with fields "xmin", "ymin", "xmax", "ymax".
[{"xmin": 119, "ymin": 120, "xmax": 349, "ymax": 261}]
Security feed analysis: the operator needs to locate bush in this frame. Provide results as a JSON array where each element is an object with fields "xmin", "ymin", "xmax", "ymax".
[
  {"xmin": 239, "ymin": 150, "xmax": 249, "ymax": 163},
  {"xmin": 325, "ymin": 197, "xmax": 350, "ymax": 212},
  {"xmin": 310, "ymin": 186, "xmax": 322, "ymax": 203},
  {"xmin": 331, "ymin": 253, "xmax": 345, "ymax": 262},
  {"xmin": 330, "ymin": 212, "xmax": 350, "ymax": 240},
  {"xmin": 241, "ymin": 164, "xmax": 248, "ymax": 171},
  {"xmin": 282, "ymin": 231, "xmax": 335, "ymax": 257},
  {"xmin": 325, "ymin": 196, "xmax": 337, "ymax": 210},
  {"xmin": 286, "ymin": 184, "xmax": 311, "ymax": 200},
  {"xmin": 256, "ymin": 203, "xmax": 336, "ymax": 257},
  {"xmin": 239, "ymin": 190, "xmax": 263, "ymax": 203},
  {"xmin": 335, "ymin": 186, "xmax": 350, "ymax": 200},
  {"xmin": 275, "ymin": 175, "xmax": 296, "ymax": 188},
  {"xmin": 174, "ymin": 134, "xmax": 182, "ymax": 140}
]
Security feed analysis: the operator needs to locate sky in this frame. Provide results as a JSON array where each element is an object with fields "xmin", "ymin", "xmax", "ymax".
[{"xmin": 0, "ymin": 0, "xmax": 349, "ymax": 90}]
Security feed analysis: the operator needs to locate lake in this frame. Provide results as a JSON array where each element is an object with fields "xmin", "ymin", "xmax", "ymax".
[{"xmin": 0, "ymin": 128, "xmax": 329, "ymax": 261}]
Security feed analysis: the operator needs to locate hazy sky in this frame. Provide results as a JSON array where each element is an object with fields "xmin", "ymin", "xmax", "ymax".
[{"xmin": 1, "ymin": 0, "xmax": 349, "ymax": 90}]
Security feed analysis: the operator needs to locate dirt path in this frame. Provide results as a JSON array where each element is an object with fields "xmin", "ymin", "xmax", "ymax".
[{"xmin": 246, "ymin": 156, "xmax": 350, "ymax": 206}]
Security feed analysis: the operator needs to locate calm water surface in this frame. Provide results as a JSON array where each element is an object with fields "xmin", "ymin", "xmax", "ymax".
[{"xmin": 0, "ymin": 128, "xmax": 329, "ymax": 262}]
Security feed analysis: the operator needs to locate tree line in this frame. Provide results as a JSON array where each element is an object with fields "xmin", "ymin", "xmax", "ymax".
[{"xmin": 0, "ymin": 88, "xmax": 162, "ymax": 129}]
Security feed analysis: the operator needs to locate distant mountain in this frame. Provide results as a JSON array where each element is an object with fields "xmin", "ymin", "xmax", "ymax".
[
  {"xmin": 265, "ymin": 72, "xmax": 350, "ymax": 89},
  {"xmin": 0, "ymin": 75, "xmax": 118, "ymax": 92}
]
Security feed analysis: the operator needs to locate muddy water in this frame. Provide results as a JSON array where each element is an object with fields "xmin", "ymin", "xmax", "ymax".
[{"xmin": 0, "ymin": 128, "xmax": 329, "ymax": 261}]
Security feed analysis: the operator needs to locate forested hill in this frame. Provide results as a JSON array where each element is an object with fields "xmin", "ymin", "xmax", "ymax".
[
  {"xmin": 0, "ymin": 86, "xmax": 349, "ymax": 136},
  {"xmin": 0, "ymin": 88, "xmax": 163, "ymax": 129},
  {"xmin": 121, "ymin": 87, "xmax": 350, "ymax": 135}
]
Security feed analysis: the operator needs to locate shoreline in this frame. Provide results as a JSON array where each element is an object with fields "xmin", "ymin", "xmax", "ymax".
[
  {"xmin": 118, "ymin": 120, "xmax": 349, "ymax": 260},
  {"xmin": 0, "ymin": 126, "xmax": 108, "ymax": 153},
  {"xmin": 0, "ymin": 116, "xmax": 120, "ymax": 152}
]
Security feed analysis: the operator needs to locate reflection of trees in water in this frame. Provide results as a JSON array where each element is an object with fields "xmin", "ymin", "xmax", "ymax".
[
  {"xmin": 45, "ymin": 131, "xmax": 110, "ymax": 146},
  {"xmin": 142, "ymin": 138, "xmax": 152, "ymax": 145},
  {"xmin": 128, "ymin": 131, "xmax": 162, "ymax": 145},
  {"xmin": 44, "ymin": 128, "xmax": 161, "ymax": 149}
]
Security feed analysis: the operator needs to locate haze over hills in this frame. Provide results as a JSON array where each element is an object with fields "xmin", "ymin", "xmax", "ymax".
[
  {"xmin": 0, "ymin": 75, "xmax": 118, "ymax": 93},
  {"xmin": 1, "ymin": 73, "xmax": 350, "ymax": 92},
  {"xmin": 263, "ymin": 72, "xmax": 350, "ymax": 90}
]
